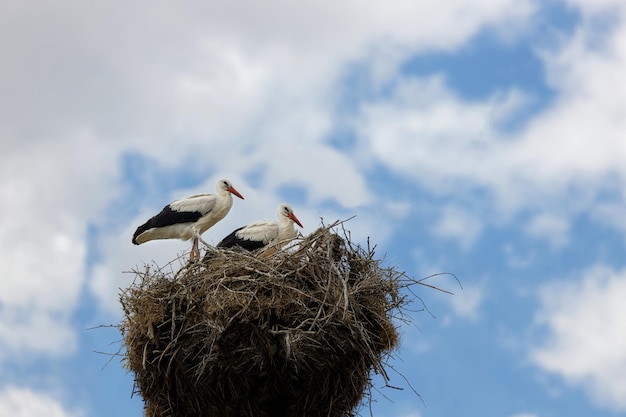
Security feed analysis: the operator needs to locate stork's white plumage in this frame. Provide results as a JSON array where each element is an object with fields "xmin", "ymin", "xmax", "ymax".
[
  {"xmin": 133, "ymin": 179, "xmax": 244, "ymax": 260},
  {"xmin": 217, "ymin": 203, "xmax": 303, "ymax": 254}
]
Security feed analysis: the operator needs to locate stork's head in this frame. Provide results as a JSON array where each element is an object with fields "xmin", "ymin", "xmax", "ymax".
[
  {"xmin": 217, "ymin": 179, "xmax": 244, "ymax": 199},
  {"xmin": 278, "ymin": 203, "xmax": 303, "ymax": 228}
]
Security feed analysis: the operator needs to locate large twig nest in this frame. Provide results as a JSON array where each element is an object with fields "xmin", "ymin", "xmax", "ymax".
[{"xmin": 119, "ymin": 222, "xmax": 420, "ymax": 417}]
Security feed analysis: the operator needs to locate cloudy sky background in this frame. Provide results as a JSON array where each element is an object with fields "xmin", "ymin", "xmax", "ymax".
[{"xmin": 2, "ymin": 0, "xmax": 626, "ymax": 416}]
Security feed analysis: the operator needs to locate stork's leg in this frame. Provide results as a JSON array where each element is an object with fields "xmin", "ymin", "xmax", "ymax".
[
  {"xmin": 190, "ymin": 226, "xmax": 208, "ymax": 260},
  {"xmin": 190, "ymin": 237, "xmax": 200, "ymax": 261}
]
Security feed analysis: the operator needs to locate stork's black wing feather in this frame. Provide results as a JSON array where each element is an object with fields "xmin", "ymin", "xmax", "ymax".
[
  {"xmin": 132, "ymin": 205, "xmax": 203, "ymax": 244},
  {"xmin": 217, "ymin": 226, "xmax": 267, "ymax": 251}
]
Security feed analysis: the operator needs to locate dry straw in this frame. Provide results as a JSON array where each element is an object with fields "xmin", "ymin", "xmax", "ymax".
[{"xmin": 120, "ymin": 221, "xmax": 441, "ymax": 417}]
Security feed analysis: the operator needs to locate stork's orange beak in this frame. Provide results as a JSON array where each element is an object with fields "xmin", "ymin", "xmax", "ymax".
[
  {"xmin": 288, "ymin": 212, "xmax": 303, "ymax": 228},
  {"xmin": 228, "ymin": 186, "xmax": 244, "ymax": 200}
]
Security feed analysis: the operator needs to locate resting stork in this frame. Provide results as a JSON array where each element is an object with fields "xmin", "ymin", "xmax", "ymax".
[
  {"xmin": 217, "ymin": 203, "xmax": 303, "ymax": 255},
  {"xmin": 132, "ymin": 178, "xmax": 244, "ymax": 260}
]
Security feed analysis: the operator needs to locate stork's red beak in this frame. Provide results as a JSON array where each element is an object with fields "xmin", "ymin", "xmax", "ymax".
[
  {"xmin": 288, "ymin": 212, "xmax": 303, "ymax": 228},
  {"xmin": 228, "ymin": 186, "xmax": 244, "ymax": 200}
]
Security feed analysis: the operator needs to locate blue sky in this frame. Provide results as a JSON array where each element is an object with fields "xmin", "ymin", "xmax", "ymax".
[{"xmin": 2, "ymin": 1, "xmax": 626, "ymax": 416}]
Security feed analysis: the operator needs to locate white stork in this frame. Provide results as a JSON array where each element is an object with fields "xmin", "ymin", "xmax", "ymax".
[
  {"xmin": 217, "ymin": 203, "xmax": 303, "ymax": 255},
  {"xmin": 132, "ymin": 179, "xmax": 244, "ymax": 260}
]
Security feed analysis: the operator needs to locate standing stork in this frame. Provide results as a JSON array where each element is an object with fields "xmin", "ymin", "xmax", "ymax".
[
  {"xmin": 132, "ymin": 178, "xmax": 244, "ymax": 260},
  {"xmin": 217, "ymin": 203, "xmax": 303, "ymax": 255}
]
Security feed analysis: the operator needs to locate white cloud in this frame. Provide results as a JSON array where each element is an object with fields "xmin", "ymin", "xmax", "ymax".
[
  {"xmin": 353, "ymin": 0, "xmax": 626, "ymax": 230},
  {"xmin": 525, "ymin": 212, "xmax": 570, "ymax": 248},
  {"xmin": 354, "ymin": 76, "xmax": 525, "ymax": 199},
  {"xmin": 563, "ymin": 0, "xmax": 624, "ymax": 15},
  {"xmin": 448, "ymin": 283, "xmax": 485, "ymax": 321},
  {"xmin": 0, "ymin": 386, "xmax": 80, "ymax": 417},
  {"xmin": 0, "ymin": 131, "xmax": 118, "ymax": 360},
  {"xmin": 531, "ymin": 265, "xmax": 626, "ymax": 411},
  {"xmin": 430, "ymin": 205, "xmax": 483, "ymax": 249},
  {"xmin": 430, "ymin": 281, "xmax": 485, "ymax": 326}
]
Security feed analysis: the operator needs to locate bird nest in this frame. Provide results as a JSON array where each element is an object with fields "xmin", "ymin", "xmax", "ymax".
[{"xmin": 120, "ymin": 222, "xmax": 429, "ymax": 417}]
